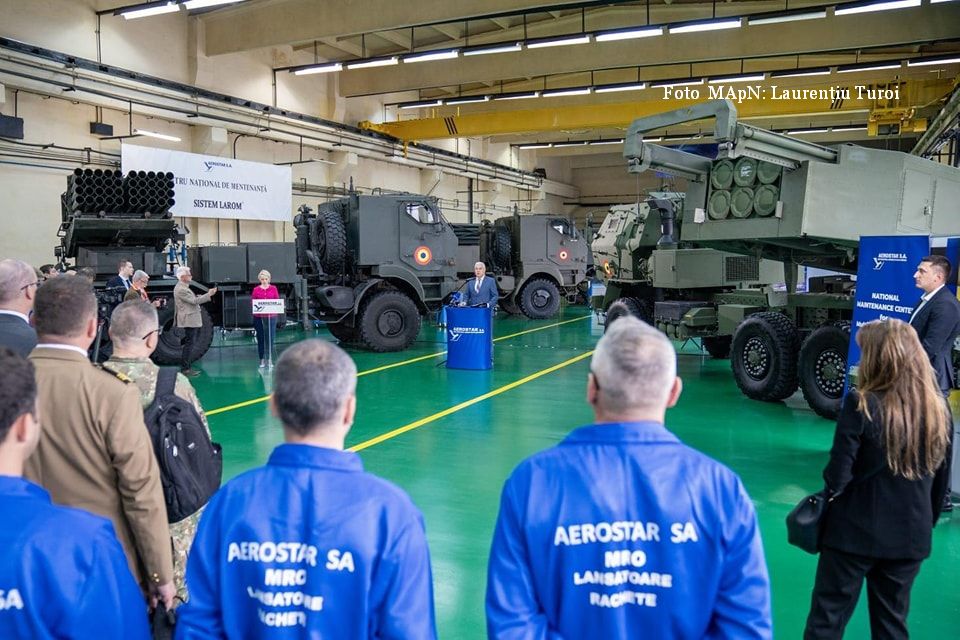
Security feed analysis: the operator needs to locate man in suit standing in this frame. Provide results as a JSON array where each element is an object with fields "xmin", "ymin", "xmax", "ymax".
[
  {"xmin": 24, "ymin": 276, "xmax": 175, "ymax": 610},
  {"xmin": 0, "ymin": 259, "xmax": 39, "ymax": 357},
  {"xmin": 910, "ymin": 254, "xmax": 960, "ymax": 510},
  {"xmin": 464, "ymin": 261, "xmax": 499, "ymax": 309},
  {"xmin": 174, "ymin": 266, "xmax": 216, "ymax": 377},
  {"xmin": 106, "ymin": 258, "xmax": 134, "ymax": 290}
]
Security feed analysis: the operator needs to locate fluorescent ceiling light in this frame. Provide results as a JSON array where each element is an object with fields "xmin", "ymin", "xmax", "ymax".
[
  {"xmin": 404, "ymin": 50, "xmax": 459, "ymax": 63},
  {"xmin": 708, "ymin": 74, "xmax": 765, "ymax": 84},
  {"xmin": 787, "ymin": 129, "xmax": 829, "ymax": 135},
  {"xmin": 542, "ymin": 87, "xmax": 592, "ymax": 97},
  {"xmin": 183, "ymin": 0, "xmax": 247, "ymax": 9},
  {"xmin": 595, "ymin": 27, "xmax": 663, "ymax": 42},
  {"xmin": 749, "ymin": 10, "xmax": 826, "ymax": 25},
  {"xmin": 588, "ymin": 139, "xmax": 624, "ymax": 146},
  {"xmin": 831, "ymin": 126, "xmax": 868, "ymax": 132},
  {"xmin": 552, "ymin": 141, "xmax": 588, "ymax": 147},
  {"xmin": 931, "ymin": 0, "xmax": 957, "ymax": 3},
  {"xmin": 345, "ymin": 57, "xmax": 399, "ymax": 69},
  {"xmin": 771, "ymin": 68, "xmax": 831, "ymax": 78},
  {"xmin": 908, "ymin": 56, "xmax": 960, "ymax": 67},
  {"xmin": 645, "ymin": 137, "xmax": 663, "ymax": 142},
  {"xmin": 518, "ymin": 143, "xmax": 552, "ymax": 149},
  {"xmin": 650, "ymin": 79, "xmax": 705, "ymax": 88},
  {"xmin": 837, "ymin": 63, "xmax": 901, "ymax": 73},
  {"xmin": 134, "ymin": 129, "xmax": 181, "ymax": 142},
  {"xmin": 120, "ymin": 2, "xmax": 179, "ymax": 19},
  {"xmin": 398, "ymin": 100, "xmax": 442, "ymax": 109},
  {"xmin": 493, "ymin": 92, "xmax": 541, "ymax": 101},
  {"xmin": 293, "ymin": 62, "xmax": 342, "ymax": 75},
  {"xmin": 835, "ymin": 0, "xmax": 920, "ymax": 16},
  {"xmin": 445, "ymin": 96, "xmax": 490, "ymax": 105},
  {"xmin": 527, "ymin": 35, "xmax": 591, "ymax": 49},
  {"xmin": 669, "ymin": 19, "xmax": 741, "ymax": 34},
  {"xmin": 463, "ymin": 42, "xmax": 522, "ymax": 56},
  {"xmin": 595, "ymin": 83, "xmax": 647, "ymax": 93}
]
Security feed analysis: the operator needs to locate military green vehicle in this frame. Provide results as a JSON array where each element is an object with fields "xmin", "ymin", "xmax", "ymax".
[
  {"xmin": 452, "ymin": 211, "xmax": 588, "ymax": 319},
  {"xmin": 294, "ymin": 193, "xmax": 460, "ymax": 351},
  {"xmin": 599, "ymin": 100, "xmax": 960, "ymax": 419}
]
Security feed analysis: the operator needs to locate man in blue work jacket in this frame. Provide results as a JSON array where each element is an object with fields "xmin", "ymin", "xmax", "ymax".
[
  {"xmin": 176, "ymin": 339, "xmax": 437, "ymax": 639},
  {"xmin": 486, "ymin": 316, "xmax": 772, "ymax": 639},
  {"xmin": 464, "ymin": 261, "xmax": 499, "ymax": 308},
  {"xmin": 0, "ymin": 347, "xmax": 149, "ymax": 640}
]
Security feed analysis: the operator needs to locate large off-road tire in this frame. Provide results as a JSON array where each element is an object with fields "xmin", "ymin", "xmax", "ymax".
[
  {"xmin": 491, "ymin": 225, "xmax": 512, "ymax": 271},
  {"xmin": 357, "ymin": 290, "xmax": 422, "ymax": 352},
  {"xmin": 153, "ymin": 305, "xmax": 214, "ymax": 365},
  {"xmin": 326, "ymin": 321, "xmax": 360, "ymax": 345},
  {"xmin": 799, "ymin": 321, "xmax": 850, "ymax": 419},
  {"xmin": 518, "ymin": 278, "xmax": 561, "ymax": 319},
  {"xmin": 731, "ymin": 311, "xmax": 800, "ymax": 402},
  {"xmin": 702, "ymin": 336, "xmax": 732, "ymax": 359},
  {"xmin": 603, "ymin": 296, "xmax": 653, "ymax": 332},
  {"xmin": 314, "ymin": 208, "xmax": 347, "ymax": 275}
]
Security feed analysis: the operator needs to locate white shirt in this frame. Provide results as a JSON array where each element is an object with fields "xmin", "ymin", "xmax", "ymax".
[
  {"xmin": 909, "ymin": 284, "xmax": 945, "ymax": 324},
  {"xmin": 35, "ymin": 343, "xmax": 89, "ymax": 357},
  {"xmin": 475, "ymin": 276, "xmax": 483, "ymax": 293},
  {"xmin": 0, "ymin": 309, "xmax": 30, "ymax": 324}
]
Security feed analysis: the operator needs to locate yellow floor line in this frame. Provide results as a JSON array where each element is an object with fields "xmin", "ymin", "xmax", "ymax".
[
  {"xmin": 205, "ymin": 314, "xmax": 592, "ymax": 417},
  {"xmin": 348, "ymin": 350, "xmax": 594, "ymax": 452}
]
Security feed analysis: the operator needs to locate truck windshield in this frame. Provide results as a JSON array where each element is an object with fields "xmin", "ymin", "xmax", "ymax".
[
  {"xmin": 404, "ymin": 203, "xmax": 439, "ymax": 224},
  {"xmin": 550, "ymin": 219, "xmax": 577, "ymax": 238}
]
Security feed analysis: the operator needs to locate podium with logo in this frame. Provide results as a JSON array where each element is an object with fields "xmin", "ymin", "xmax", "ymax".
[{"xmin": 445, "ymin": 306, "xmax": 493, "ymax": 370}]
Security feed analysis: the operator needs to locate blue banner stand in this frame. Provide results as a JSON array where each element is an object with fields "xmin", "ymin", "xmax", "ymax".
[{"xmin": 446, "ymin": 306, "xmax": 493, "ymax": 370}]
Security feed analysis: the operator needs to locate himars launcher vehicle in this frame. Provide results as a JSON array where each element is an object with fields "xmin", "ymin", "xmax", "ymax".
[{"xmin": 593, "ymin": 100, "xmax": 960, "ymax": 419}]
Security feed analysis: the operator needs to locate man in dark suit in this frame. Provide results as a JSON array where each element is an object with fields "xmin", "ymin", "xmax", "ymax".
[
  {"xmin": 464, "ymin": 261, "xmax": 499, "ymax": 309},
  {"xmin": 0, "ymin": 259, "xmax": 39, "ymax": 357},
  {"xmin": 105, "ymin": 259, "xmax": 134, "ymax": 291},
  {"xmin": 910, "ymin": 254, "xmax": 960, "ymax": 511},
  {"xmin": 910, "ymin": 255, "xmax": 960, "ymax": 396}
]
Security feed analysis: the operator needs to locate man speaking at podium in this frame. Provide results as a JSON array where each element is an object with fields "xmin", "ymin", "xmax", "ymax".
[{"xmin": 465, "ymin": 261, "xmax": 499, "ymax": 309}]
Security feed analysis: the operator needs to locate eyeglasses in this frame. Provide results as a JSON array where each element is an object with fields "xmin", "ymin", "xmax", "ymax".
[
  {"xmin": 141, "ymin": 328, "xmax": 159, "ymax": 341},
  {"xmin": 19, "ymin": 280, "xmax": 42, "ymax": 292}
]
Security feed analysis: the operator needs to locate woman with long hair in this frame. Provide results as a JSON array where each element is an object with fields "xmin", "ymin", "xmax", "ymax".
[{"xmin": 805, "ymin": 319, "xmax": 951, "ymax": 639}]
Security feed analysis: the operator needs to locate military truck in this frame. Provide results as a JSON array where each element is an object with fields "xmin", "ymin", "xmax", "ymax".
[
  {"xmin": 599, "ymin": 100, "xmax": 960, "ymax": 419},
  {"xmin": 451, "ymin": 212, "xmax": 588, "ymax": 319}
]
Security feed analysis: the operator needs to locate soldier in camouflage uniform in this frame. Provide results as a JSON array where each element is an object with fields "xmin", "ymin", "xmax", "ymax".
[{"xmin": 105, "ymin": 300, "xmax": 212, "ymax": 606}]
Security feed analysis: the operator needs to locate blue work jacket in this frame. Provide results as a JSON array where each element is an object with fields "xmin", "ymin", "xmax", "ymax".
[
  {"xmin": 486, "ymin": 421, "xmax": 771, "ymax": 639},
  {"xmin": 0, "ymin": 476, "xmax": 149, "ymax": 640},
  {"xmin": 176, "ymin": 443, "xmax": 437, "ymax": 640}
]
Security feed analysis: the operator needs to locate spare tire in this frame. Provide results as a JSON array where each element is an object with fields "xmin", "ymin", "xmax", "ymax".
[
  {"xmin": 491, "ymin": 225, "xmax": 512, "ymax": 271},
  {"xmin": 357, "ymin": 290, "xmax": 421, "ymax": 352},
  {"xmin": 518, "ymin": 278, "xmax": 561, "ymax": 320},
  {"xmin": 153, "ymin": 305, "xmax": 214, "ymax": 365},
  {"xmin": 313, "ymin": 208, "xmax": 347, "ymax": 275},
  {"xmin": 731, "ymin": 311, "xmax": 799, "ymax": 401}
]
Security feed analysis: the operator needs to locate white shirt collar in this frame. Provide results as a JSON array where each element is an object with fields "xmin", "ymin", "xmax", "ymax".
[
  {"xmin": 35, "ymin": 343, "xmax": 89, "ymax": 357},
  {"xmin": 0, "ymin": 310, "xmax": 30, "ymax": 324},
  {"xmin": 922, "ymin": 284, "xmax": 945, "ymax": 302}
]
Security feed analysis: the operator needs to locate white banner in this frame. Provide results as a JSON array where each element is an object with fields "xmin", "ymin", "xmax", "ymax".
[
  {"xmin": 252, "ymin": 299, "xmax": 286, "ymax": 315},
  {"xmin": 121, "ymin": 144, "xmax": 292, "ymax": 222}
]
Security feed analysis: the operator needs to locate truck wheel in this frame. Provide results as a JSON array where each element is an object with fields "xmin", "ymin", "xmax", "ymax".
[
  {"xmin": 358, "ymin": 290, "xmax": 422, "ymax": 352},
  {"xmin": 326, "ymin": 321, "xmax": 359, "ymax": 345},
  {"xmin": 153, "ymin": 305, "xmax": 215, "ymax": 365},
  {"xmin": 518, "ymin": 278, "xmax": 561, "ymax": 319},
  {"xmin": 499, "ymin": 296, "xmax": 521, "ymax": 315},
  {"xmin": 315, "ymin": 209, "xmax": 347, "ymax": 275},
  {"xmin": 702, "ymin": 336, "xmax": 732, "ymax": 359},
  {"xmin": 604, "ymin": 297, "xmax": 652, "ymax": 332},
  {"xmin": 799, "ymin": 322, "xmax": 850, "ymax": 419},
  {"xmin": 731, "ymin": 312, "xmax": 799, "ymax": 402},
  {"xmin": 491, "ymin": 225, "xmax": 512, "ymax": 270}
]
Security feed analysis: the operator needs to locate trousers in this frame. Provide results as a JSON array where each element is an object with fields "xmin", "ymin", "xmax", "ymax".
[
  {"xmin": 804, "ymin": 547, "xmax": 922, "ymax": 640},
  {"xmin": 253, "ymin": 316, "xmax": 277, "ymax": 360},
  {"xmin": 180, "ymin": 327, "xmax": 199, "ymax": 369}
]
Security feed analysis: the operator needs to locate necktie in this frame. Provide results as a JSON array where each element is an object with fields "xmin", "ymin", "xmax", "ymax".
[
  {"xmin": 123, "ymin": 278, "xmax": 130, "ymax": 290},
  {"xmin": 476, "ymin": 278, "xmax": 481, "ymax": 293}
]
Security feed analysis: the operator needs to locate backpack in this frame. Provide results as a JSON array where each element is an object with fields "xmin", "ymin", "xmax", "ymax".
[{"xmin": 144, "ymin": 367, "xmax": 223, "ymax": 523}]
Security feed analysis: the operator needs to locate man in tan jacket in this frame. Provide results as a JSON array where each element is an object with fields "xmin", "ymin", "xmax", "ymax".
[
  {"xmin": 174, "ymin": 266, "xmax": 216, "ymax": 377},
  {"xmin": 24, "ymin": 277, "xmax": 175, "ymax": 609}
]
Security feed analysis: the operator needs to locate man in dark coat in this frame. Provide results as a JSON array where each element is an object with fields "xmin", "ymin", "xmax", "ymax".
[
  {"xmin": 910, "ymin": 255, "xmax": 960, "ymax": 396},
  {"xmin": 0, "ymin": 259, "xmax": 39, "ymax": 357}
]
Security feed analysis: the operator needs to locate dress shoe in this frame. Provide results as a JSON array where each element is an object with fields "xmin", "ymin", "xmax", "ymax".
[
  {"xmin": 180, "ymin": 368, "xmax": 200, "ymax": 378},
  {"xmin": 942, "ymin": 496, "xmax": 954, "ymax": 513}
]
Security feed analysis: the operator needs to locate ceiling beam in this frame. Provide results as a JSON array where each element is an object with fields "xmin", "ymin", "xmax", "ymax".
[
  {"xmin": 339, "ymin": 5, "xmax": 960, "ymax": 96},
  {"xmin": 202, "ymin": 0, "xmax": 588, "ymax": 56},
  {"xmin": 359, "ymin": 76, "xmax": 955, "ymax": 142}
]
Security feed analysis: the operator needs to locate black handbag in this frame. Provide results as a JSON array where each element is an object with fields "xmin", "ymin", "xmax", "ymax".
[{"xmin": 786, "ymin": 490, "xmax": 830, "ymax": 554}]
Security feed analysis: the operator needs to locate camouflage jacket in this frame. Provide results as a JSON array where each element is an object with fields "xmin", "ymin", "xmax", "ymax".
[{"xmin": 104, "ymin": 356, "xmax": 211, "ymax": 436}]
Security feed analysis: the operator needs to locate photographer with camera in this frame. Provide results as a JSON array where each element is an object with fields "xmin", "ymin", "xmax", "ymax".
[{"xmin": 125, "ymin": 270, "xmax": 162, "ymax": 308}]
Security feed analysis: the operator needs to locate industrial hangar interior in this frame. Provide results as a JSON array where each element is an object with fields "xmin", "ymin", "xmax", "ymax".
[{"xmin": 1, "ymin": 0, "xmax": 959, "ymax": 637}]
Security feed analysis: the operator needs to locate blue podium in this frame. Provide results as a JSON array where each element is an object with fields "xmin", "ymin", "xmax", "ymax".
[{"xmin": 446, "ymin": 305, "xmax": 493, "ymax": 370}]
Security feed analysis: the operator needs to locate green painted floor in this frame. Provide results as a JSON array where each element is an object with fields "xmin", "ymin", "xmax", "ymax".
[{"xmin": 190, "ymin": 307, "xmax": 960, "ymax": 638}]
